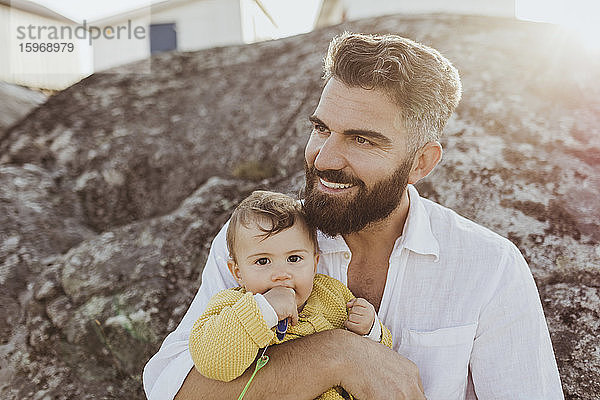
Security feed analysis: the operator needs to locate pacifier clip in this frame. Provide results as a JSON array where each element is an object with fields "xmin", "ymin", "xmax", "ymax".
[{"xmin": 237, "ymin": 319, "xmax": 288, "ymax": 400}]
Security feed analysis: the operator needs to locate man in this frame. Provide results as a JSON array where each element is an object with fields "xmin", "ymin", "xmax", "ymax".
[{"xmin": 143, "ymin": 32, "xmax": 563, "ymax": 400}]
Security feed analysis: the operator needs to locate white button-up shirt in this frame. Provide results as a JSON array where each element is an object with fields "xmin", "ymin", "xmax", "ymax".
[{"xmin": 143, "ymin": 185, "xmax": 564, "ymax": 400}]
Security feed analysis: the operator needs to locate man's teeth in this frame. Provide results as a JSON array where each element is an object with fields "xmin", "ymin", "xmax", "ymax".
[{"xmin": 319, "ymin": 178, "xmax": 353, "ymax": 189}]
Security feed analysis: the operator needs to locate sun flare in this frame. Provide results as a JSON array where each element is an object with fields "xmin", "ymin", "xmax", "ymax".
[{"xmin": 516, "ymin": 0, "xmax": 600, "ymax": 53}]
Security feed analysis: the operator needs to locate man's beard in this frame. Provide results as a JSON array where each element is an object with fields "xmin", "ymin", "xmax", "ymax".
[{"xmin": 302, "ymin": 156, "xmax": 414, "ymax": 237}]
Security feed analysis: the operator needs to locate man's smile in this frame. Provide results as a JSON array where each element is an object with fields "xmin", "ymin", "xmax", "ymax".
[{"xmin": 319, "ymin": 178, "xmax": 355, "ymax": 190}]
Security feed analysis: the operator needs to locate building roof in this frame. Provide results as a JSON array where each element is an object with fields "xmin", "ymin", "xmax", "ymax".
[
  {"xmin": 0, "ymin": 0, "xmax": 78, "ymax": 23},
  {"xmin": 90, "ymin": 0, "xmax": 275, "ymax": 27}
]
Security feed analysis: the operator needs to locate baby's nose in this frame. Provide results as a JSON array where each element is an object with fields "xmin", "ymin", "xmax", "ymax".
[{"xmin": 271, "ymin": 268, "xmax": 292, "ymax": 281}]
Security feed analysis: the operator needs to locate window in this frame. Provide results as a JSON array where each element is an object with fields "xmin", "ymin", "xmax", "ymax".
[{"xmin": 150, "ymin": 23, "xmax": 177, "ymax": 54}]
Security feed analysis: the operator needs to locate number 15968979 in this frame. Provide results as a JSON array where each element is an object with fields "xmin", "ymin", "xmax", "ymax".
[{"xmin": 19, "ymin": 42, "xmax": 74, "ymax": 52}]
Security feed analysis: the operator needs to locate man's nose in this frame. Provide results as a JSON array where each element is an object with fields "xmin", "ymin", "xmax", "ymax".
[{"xmin": 313, "ymin": 133, "xmax": 346, "ymax": 172}]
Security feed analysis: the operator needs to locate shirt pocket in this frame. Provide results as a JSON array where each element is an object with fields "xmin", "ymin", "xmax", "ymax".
[{"xmin": 397, "ymin": 323, "xmax": 477, "ymax": 400}]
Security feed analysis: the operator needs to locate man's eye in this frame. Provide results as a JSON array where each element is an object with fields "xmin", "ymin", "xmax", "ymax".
[
  {"xmin": 355, "ymin": 136, "xmax": 370, "ymax": 145},
  {"xmin": 255, "ymin": 258, "xmax": 270, "ymax": 265},
  {"xmin": 287, "ymin": 255, "xmax": 302, "ymax": 263},
  {"xmin": 313, "ymin": 124, "xmax": 328, "ymax": 133}
]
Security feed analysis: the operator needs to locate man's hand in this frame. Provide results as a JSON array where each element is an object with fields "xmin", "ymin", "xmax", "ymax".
[
  {"xmin": 262, "ymin": 286, "xmax": 299, "ymax": 325},
  {"xmin": 337, "ymin": 329, "xmax": 426, "ymax": 399},
  {"xmin": 345, "ymin": 297, "xmax": 376, "ymax": 335}
]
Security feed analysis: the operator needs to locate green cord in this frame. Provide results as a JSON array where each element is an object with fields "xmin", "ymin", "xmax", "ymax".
[{"xmin": 237, "ymin": 355, "xmax": 269, "ymax": 400}]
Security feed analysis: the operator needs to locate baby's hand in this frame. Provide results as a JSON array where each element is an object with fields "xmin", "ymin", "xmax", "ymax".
[
  {"xmin": 345, "ymin": 298, "xmax": 376, "ymax": 335},
  {"xmin": 263, "ymin": 286, "xmax": 299, "ymax": 326}
]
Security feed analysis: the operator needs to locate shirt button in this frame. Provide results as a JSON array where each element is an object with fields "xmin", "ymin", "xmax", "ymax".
[{"xmin": 343, "ymin": 252, "xmax": 350, "ymax": 260}]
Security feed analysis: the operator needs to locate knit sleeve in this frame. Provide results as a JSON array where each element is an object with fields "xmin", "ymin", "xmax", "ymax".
[
  {"xmin": 316, "ymin": 274, "xmax": 394, "ymax": 348},
  {"xmin": 316, "ymin": 273, "xmax": 355, "ymax": 303},
  {"xmin": 380, "ymin": 321, "xmax": 393, "ymax": 349},
  {"xmin": 189, "ymin": 289, "xmax": 275, "ymax": 382}
]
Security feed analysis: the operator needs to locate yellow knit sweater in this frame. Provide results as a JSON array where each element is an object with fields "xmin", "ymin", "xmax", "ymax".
[{"xmin": 189, "ymin": 273, "xmax": 393, "ymax": 399}]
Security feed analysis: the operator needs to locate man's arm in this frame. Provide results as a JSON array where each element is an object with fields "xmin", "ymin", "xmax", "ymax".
[
  {"xmin": 469, "ymin": 243, "xmax": 564, "ymax": 398},
  {"xmin": 176, "ymin": 328, "xmax": 425, "ymax": 400}
]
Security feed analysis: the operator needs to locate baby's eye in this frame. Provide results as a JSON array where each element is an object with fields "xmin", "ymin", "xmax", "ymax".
[
  {"xmin": 255, "ymin": 258, "xmax": 270, "ymax": 266},
  {"xmin": 287, "ymin": 255, "xmax": 303, "ymax": 263}
]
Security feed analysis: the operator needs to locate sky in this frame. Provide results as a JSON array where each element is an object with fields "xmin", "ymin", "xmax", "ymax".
[
  {"xmin": 28, "ymin": 0, "xmax": 322, "ymax": 39},
  {"xmin": 30, "ymin": 0, "xmax": 600, "ymax": 20},
  {"xmin": 29, "ymin": 0, "xmax": 156, "ymax": 21},
  {"xmin": 516, "ymin": 0, "xmax": 600, "ymax": 52},
  {"xmin": 28, "ymin": 0, "xmax": 321, "ymax": 35},
  {"xmin": 26, "ymin": 0, "xmax": 600, "ymax": 50}
]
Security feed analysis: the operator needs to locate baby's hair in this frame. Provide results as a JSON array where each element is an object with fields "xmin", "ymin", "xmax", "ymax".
[{"xmin": 226, "ymin": 190, "xmax": 318, "ymax": 263}]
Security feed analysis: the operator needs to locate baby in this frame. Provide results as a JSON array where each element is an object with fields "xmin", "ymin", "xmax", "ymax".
[{"xmin": 189, "ymin": 190, "xmax": 392, "ymax": 399}]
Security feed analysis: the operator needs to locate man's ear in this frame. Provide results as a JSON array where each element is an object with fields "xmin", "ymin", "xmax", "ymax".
[
  {"xmin": 408, "ymin": 141, "xmax": 443, "ymax": 184},
  {"xmin": 227, "ymin": 259, "xmax": 243, "ymax": 285}
]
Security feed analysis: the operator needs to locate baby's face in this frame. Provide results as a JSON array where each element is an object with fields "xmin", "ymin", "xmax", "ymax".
[{"xmin": 228, "ymin": 220, "xmax": 318, "ymax": 309}]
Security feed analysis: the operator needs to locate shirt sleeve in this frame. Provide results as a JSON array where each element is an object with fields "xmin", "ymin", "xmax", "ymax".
[
  {"xmin": 364, "ymin": 315, "xmax": 382, "ymax": 342},
  {"xmin": 254, "ymin": 293, "xmax": 278, "ymax": 329},
  {"xmin": 142, "ymin": 221, "xmax": 239, "ymax": 400},
  {"xmin": 364, "ymin": 316, "xmax": 393, "ymax": 349},
  {"xmin": 469, "ymin": 243, "xmax": 564, "ymax": 399}
]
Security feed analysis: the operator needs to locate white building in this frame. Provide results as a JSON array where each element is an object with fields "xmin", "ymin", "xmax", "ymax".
[
  {"xmin": 0, "ymin": 0, "xmax": 92, "ymax": 90},
  {"xmin": 90, "ymin": 0, "xmax": 284, "ymax": 72},
  {"xmin": 0, "ymin": 0, "xmax": 281, "ymax": 90}
]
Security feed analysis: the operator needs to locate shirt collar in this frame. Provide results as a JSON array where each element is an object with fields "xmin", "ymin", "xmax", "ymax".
[
  {"xmin": 316, "ymin": 230, "xmax": 349, "ymax": 254},
  {"xmin": 401, "ymin": 184, "xmax": 440, "ymax": 261},
  {"xmin": 316, "ymin": 185, "xmax": 440, "ymax": 261}
]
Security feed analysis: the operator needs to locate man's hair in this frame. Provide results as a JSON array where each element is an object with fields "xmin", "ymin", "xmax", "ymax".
[
  {"xmin": 226, "ymin": 190, "xmax": 318, "ymax": 263},
  {"xmin": 323, "ymin": 31, "xmax": 462, "ymax": 151}
]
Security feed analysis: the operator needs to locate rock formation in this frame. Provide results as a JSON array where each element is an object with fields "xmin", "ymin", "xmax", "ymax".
[
  {"xmin": 0, "ymin": 14, "xmax": 598, "ymax": 399},
  {"xmin": 0, "ymin": 82, "xmax": 47, "ymax": 134}
]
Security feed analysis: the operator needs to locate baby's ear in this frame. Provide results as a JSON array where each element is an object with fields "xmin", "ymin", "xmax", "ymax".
[
  {"xmin": 313, "ymin": 253, "xmax": 320, "ymax": 273},
  {"xmin": 227, "ymin": 259, "xmax": 243, "ymax": 284}
]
